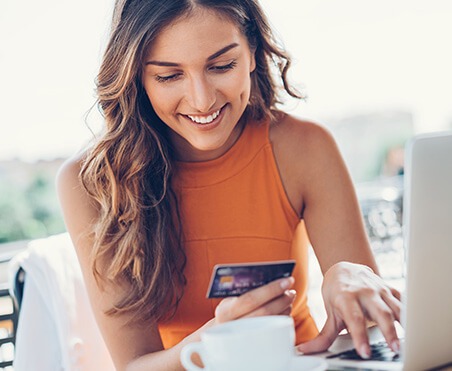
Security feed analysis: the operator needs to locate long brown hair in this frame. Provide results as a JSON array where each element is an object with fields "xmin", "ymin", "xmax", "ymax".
[{"xmin": 80, "ymin": 0, "xmax": 302, "ymax": 323}]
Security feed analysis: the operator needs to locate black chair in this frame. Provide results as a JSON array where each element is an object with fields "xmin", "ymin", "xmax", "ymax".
[{"xmin": 0, "ymin": 278, "xmax": 20, "ymax": 368}]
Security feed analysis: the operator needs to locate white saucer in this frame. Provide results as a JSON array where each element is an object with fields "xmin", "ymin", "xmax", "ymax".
[{"xmin": 289, "ymin": 355, "xmax": 328, "ymax": 371}]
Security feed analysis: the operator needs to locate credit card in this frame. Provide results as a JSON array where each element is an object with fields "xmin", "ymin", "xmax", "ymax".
[{"xmin": 206, "ymin": 260, "xmax": 296, "ymax": 299}]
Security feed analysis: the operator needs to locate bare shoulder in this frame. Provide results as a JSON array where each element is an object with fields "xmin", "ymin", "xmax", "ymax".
[
  {"xmin": 56, "ymin": 150, "xmax": 92, "ymax": 209},
  {"xmin": 270, "ymin": 112, "xmax": 337, "ymax": 158},
  {"xmin": 270, "ymin": 112, "xmax": 341, "ymax": 180},
  {"xmin": 56, "ymin": 151, "xmax": 84, "ymax": 193},
  {"xmin": 269, "ymin": 113, "xmax": 347, "ymax": 215},
  {"xmin": 56, "ymin": 150, "xmax": 99, "ymax": 245}
]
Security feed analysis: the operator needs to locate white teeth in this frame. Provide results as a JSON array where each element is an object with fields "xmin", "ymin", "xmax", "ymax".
[{"xmin": 187, "ymin": 108, "xmax": 221, "ymax": 124}]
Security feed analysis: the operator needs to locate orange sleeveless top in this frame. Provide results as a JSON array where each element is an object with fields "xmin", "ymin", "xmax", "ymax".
[{"xmin": 158, "ymin": 119, "xmax": 319, "ymax": 347}]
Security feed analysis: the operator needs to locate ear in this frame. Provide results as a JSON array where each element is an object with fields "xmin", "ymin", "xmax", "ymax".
[{"xmin": 249, "ymin": 50, "xmax": 256, "ymax": 73}]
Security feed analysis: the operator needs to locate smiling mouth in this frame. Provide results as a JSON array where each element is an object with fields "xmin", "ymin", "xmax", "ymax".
[{"xmin": 186, "ymin": 107, "xmax": 223, "ymax": 125}]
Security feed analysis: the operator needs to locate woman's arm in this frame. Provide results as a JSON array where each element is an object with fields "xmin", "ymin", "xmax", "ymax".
[
  {"xmin": 57, "ymin": 155, "xmax": 168, "ymax": 369},
  {"xmin": 271, "ymin": 114, "xmax": 401, "ymax": 358},
  {"xmin": 271, "ymin": 114, "xmax": 377, "ymax": 272},
  {"xmin": 56, "ymin": 154, "xmax": 296, "ymax": 370}
]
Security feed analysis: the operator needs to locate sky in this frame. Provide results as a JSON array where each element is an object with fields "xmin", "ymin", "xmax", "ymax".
[{"xmin": 1, "ymin": 0, "xmax": 451, "ymax": 162}]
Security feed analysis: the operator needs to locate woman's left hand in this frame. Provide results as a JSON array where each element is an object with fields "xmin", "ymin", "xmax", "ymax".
[{"xmin": 297, "ymin": 261, "xmax": 402, "ymax": 359}]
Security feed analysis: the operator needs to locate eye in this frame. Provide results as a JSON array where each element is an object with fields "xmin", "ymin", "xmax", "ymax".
[
  {"xmin": 210, "ymin": 60, "xmax": 237, "ymax": 72},
  {"xmin": 154, "ymin": 73, "xmax": 182, "ymax": 83}
]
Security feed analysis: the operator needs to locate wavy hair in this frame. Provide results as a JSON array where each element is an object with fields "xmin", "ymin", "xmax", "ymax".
[{"xmin": 80, "ymin": 0, "xmax": 302, "ymax": 323}]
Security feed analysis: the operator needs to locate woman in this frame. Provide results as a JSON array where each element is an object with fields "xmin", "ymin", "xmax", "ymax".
[{"xmin": 57, "ymin": 0, "xmax": 402, "ymax": 369}]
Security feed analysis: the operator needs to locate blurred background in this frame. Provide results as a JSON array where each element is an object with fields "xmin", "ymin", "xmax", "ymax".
[{"xmin": 1, "ymin": 0, "xmax": 451, "ymax": 276}]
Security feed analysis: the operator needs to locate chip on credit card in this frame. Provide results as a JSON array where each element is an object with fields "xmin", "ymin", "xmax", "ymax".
[{"xmin": 206, "ymin": 260, "xmax": 296, "ymax": 299}]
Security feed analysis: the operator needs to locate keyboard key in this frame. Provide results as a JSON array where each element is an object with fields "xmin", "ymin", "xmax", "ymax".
[{"xmin": 327, "ymin": 342, "xmax": 402, "ymax": 362}]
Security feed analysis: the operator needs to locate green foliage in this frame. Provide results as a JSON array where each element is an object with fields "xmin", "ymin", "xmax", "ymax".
[{"xmin": 0, "ymin": 160, "xmax": 66, "ymax": 243}]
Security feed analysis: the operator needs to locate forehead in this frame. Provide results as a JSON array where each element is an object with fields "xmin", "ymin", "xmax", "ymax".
[{"xmin": 146, "ymin": 9, "xmax": 247, "ymax": 61}]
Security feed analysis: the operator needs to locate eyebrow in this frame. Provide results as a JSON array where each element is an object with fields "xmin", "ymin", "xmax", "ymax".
[{"xmin": 145, "ymin": 42, "xmax": 239, "ymax": 67}]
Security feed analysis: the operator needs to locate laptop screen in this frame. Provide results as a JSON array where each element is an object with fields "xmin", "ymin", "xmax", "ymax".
[{"xmin": 402, "ymin": 131, "xmax": 452, "ymax": 370}]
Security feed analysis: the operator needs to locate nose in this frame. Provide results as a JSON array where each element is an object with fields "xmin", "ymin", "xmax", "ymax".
[{"xmin": 186, "ymin": 74, "xmax": 216, "ymax": 113}]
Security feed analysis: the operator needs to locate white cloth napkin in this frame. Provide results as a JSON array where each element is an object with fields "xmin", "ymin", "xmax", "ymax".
[{"xmin": 8, "ymin": 232, "xmax": 115, "ymax": 371}]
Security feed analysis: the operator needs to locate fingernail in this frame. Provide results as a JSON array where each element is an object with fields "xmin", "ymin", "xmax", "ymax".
[
  {"xmin": 391, "ymin": 340, "xmax": 400, "ymax": 353},
  {"xmin": 359, "ymin": 344, "xmax": 371, "ymax": 359},
  {"xmin": 281, "ymin": 277, "xmax": 294, "ymax": 289},
  {"xmin": 286, "ymin": 289, "xmax": 297, "ymax": 298}
]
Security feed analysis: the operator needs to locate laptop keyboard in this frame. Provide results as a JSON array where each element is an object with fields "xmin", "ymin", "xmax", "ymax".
[{"xmin": 326, "ymin": 341, "xmax": 402, "ymax": 362}]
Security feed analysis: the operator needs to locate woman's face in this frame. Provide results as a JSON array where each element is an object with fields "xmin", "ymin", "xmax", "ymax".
[{"xmin": 143, "ymin": 9, "xmax": 255, "ymax": 161}]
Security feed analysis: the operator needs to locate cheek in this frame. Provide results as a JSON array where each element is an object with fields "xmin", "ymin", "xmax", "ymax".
[
  {"xmin": 145, "ymin": 86, "xmax": 178, "ymax": 115},
  {"xmin": 221, "ymin": 70, "xmax": 252, "ymax": 100}
]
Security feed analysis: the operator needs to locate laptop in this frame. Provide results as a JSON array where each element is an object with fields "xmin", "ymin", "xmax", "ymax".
[{"xmin": 320, "ymin": 131, "xmax": 452, "ymax": 370}]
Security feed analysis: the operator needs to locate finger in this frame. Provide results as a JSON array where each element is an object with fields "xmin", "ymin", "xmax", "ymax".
[
  {"xmin": 280, "ymin": 306, "xmax": 292, "ymax": 316},
  {"xmin": 389, "ymin": 287, "xmax": 402, "ymax": 301},
  {"xmin": 242, "ymin": 289, "xmax": 296, "ymax": 318},
  {"xmin": 235, "ymin": 277, "xmax": 294, "ymax": 316},
  {"xmin": 214, "ymin": 297, "xmax": 238, "ymax": 323},
  {"xmin": 362, "ymin": 295, "xmax": 400, "ymax": 353},
  {"xmin": 297, "ymin": 315, "xmax": 340, "ymax": 354},
  {"xmin": 339, "ymin": 299, "xmax": 371, "ymax": 359},
  {"xmin": 215, "ymin": 277, "xmax": 295, "ymax": 321},
  {"xmin": 381, "ymin": 289, "xmax": 402, "ymax": 323}
]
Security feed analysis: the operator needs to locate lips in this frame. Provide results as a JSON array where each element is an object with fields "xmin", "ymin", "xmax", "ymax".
[{"xmin": 185, "ymin": 106, "xmax": 223, "ymax": 125}]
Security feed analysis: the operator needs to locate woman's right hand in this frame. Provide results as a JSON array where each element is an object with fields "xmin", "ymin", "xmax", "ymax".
[{"xmin": 213, "ymin": 277, "xmax": 297, "ymax": 324}]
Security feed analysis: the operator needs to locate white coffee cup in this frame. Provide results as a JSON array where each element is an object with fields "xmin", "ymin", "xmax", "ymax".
[{"xmin": 180, "ymin": 315, "xmax": 295, "ymax": 371}]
